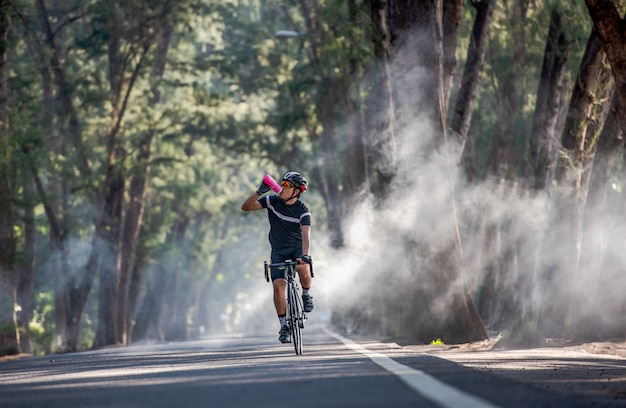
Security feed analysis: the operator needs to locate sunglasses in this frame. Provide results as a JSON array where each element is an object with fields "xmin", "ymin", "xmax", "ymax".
[{"xmin": 281, "ymin": 181, "xmax": 294, "ymax": 189}]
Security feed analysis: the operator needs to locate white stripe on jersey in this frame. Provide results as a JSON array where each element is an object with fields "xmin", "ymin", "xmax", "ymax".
[{"xmin": 266, "ymin": 197, "xmax": 308, "ymax": 224}]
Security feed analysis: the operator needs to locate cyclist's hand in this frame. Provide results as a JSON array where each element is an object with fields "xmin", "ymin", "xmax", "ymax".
[
  {"xmin": 256, "ymin": 180, "xmax": 271, "ymax": 195},
  {"xmin": 299, "ymin": 255, "xmax": 312, "ymax": 265}
]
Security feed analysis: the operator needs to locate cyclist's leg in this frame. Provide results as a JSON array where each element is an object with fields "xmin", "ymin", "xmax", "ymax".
[
  {"xmin": 295, "ymin": 263, "xmax": 312, "ymax": 289},
  {"xmin": 292, "ymin": 246, "xmax": 312, "ymax": 288},
  {"xmin": 271, "ymin": 248, "xmax": 291, "ymax": 342},
  {"xmin": 293, "ymin": 246, "xmax": 314, "ymax": 312},
  {"xmin": 271, "ymin": 247, "xmax": 292, "ymax": 314},
  {"xmin": 272, "ymin": 279, "xmax": 286, "ymax": 316},
  {"xmin": 273, "ymin": 278, "xmax": 289, "ymax": 343}
]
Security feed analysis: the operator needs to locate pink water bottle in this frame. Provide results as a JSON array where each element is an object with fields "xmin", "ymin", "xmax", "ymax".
[{"xmin": 263, "ymin": 174, "xmax": 282, "ymax": 193}]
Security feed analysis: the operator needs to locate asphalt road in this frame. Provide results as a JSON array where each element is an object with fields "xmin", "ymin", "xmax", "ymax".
[{"xmin": 1, "ymin": 325, "xmax": 625, "ymax": 407}]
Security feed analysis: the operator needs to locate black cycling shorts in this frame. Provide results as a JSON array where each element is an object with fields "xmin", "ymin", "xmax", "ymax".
[{"xmin": 270, "ymin": 246, "xmax": 303, "ymax": 281}]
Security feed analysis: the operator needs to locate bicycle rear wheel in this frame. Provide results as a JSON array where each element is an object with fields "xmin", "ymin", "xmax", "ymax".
[{"xmin": 288, "ymin": 284, "xmax": 302, "ymax": 355}]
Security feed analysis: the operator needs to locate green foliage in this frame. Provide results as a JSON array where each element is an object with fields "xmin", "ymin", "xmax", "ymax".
[
  {"xmin": 28, "ymin": 292, "xmax": 55, "ymax": 356},
  {"xmin": 459, "ymin": 0, "xmax": 593, "ymax": 179}
]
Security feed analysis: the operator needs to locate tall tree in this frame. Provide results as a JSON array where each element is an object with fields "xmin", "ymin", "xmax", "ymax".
[
  {"xmin": 366, "ymin": 0, "xmax": 397, "ymax": 198},
  {"xmin": 16, "ymin": 174, "xmax": 35, "ymax": 354},
  {"xmin": 473, "ymin": 0, "xmax": 535, "ymax": 332},
  {"xmin": 118, "ymin": 23, "xmax": 172, "ymax": 345},
  {"xmin": 584, "ymin": 0, "xmax": 626, "ymax": 338},
  {"xmin": 35, "ymin": 0, "xmax": 93, "ymax": 352},
  {"xmin": 538, "ymin": 25, "xmax": 613, "ymax": 337},
  {"xmin": 585, "ymin": 0, "xmax": 626, "ymax": 135},
  {"xmin": 383, "ymin": 0, "xmax": 487, "ymax": 343},
  {"xmin": 486, "ymin": 0, "xmax": 530, "ymax": 179},
  {"xmin": 94, "ymin": 0, "xmax": 183, "ymax": 348},
  {"xmin": 294, "ymin": 0, "xmax": 365, "ymax": 248},
  {"xmin": 530, "ymin": 8, "xmax": 572, "ymax": 191},
  {"xmin": 569, "ymin": 92, "xmax": 622, "ymax": 339},
  {"xmin": 451, "ymin": 0, "xmax": 495, "ymax": 182},
  {"xmin": 524, "ymin": 7, "xmax": 578, "ymax": 342},
  {"xmin": 0, "ymin": 0, "xmax": 19, "ymax": 356},
  {"xmin": 442, "ymin": 0, "xmax": 464, "ymax": 102}
]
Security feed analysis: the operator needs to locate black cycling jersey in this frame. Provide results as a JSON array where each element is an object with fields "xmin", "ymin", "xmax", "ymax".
[{"xmin": 259, "ymin": 195, "xmax": 311, "ymax": 249}]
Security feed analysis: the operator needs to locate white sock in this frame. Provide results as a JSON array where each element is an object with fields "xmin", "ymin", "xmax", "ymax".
[
  {"xmin": 279, "ymin": 316, "xmax": 286, "ymax": 326},
  {"xmin": 302, "ymin": 288, "xmax": 310, "ymax": 296}
]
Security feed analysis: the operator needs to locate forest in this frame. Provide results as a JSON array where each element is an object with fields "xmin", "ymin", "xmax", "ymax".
[{"xmin": 1, "ymin": 0, "xmax": 626, "ymax": 356}]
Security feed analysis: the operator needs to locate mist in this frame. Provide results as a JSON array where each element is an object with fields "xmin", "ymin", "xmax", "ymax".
[
  {"xmin": 302, "ymin": 39, "xmax": 625, "ymax": 344},
  {"xmin": 111, "ymin": 30, "xmax": 626, "ymax": 348},
  {"xmin": 119, "ymin": 130, "xmax": 620, "ymax": 348}
]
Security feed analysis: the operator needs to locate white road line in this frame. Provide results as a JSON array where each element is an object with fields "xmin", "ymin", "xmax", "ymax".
[{"xmin": 325, "ymin": 328, "xmax": 501, "ymax": 408}]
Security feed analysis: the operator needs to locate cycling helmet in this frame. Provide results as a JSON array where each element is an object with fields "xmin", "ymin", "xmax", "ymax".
[{"xmin": 282, "ymin": 171, "xmax": 308, "ymax": 193}]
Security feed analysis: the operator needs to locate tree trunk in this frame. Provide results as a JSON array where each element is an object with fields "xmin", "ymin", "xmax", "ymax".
[
  {"xmin": 0, "ymin": 0, "xmax": 19, "ymax": 356},
  {"xmin": 486, "ymin": 0, "xmax": 529, "ymax": 179},
  {"xmin": 523, "ymin": 8, "xmax": 572, "ymax": 341},
  {"xmin": 585, "ymin": 0, "xmax": 626, "ymax": 136},
  {"xmin": 575, "ymin": 0, "xmax": 626, "ymax": 337},
  {"xmin": 451, "ymin": 0, "xmax": 494, "ymax": 182},
  {"xmin": 530, "ymin": 8, "xmax": 571, "ymax": 191},
  {"xmin": 592, "ymin": 146, "xmax": 626, "ymax": 338},
  {"xmin": 35, "ymin": 0, "xmax": 94, "ymax": 352},
  {"xmin": 341, "ymin": 0, "xmax": 368, "ymax": 199},
  {"xmin": 581, "ymin": 4, "xmax": 626, "ymax": 336},
  {"xmin": 396, "ymin": 0, "xmax": 487, "ymax": 343},
  {"xmin": 441, "ymin": 0, "xmax": 464, "ymax": 102},
  {"xmin": 16, "ymin": 39, "xmax": 58, "ymax": 353},
  {"xmin": 27, "ymin": 152, "xmax": 80, "ymax": 351},
  {"xmin": 366, "ymin": 0, "xmax": 397, "ymax": 198},
  {"xmin": 16, "ymin": 176, "xmax": 36, "ymax": 353},
  {"xmin": 94, "ymin": 2, "xmax": 154, "ymax": 347},
  {"xmin": 319, "ymin": 82, "xmax": 345, "ymax": 248},
  {"xmin": 130, "ymin": 266, "xmax": 164, "ymax": 342},
  {"xmin": 118, "ymin": 24, "xmax": 172, "ymax": 345},
  {"xmin": 538, "ymin": 17, "xmax": 614, "ymax": 337},
  {"xmin": 158, "ymin": 216, "xmax": 190, "ymax": 341},
  {"xmin": 584, "ymin": 10, "xmax": 626, "ymax": 332},
  {"xmin": 118, "ymin": 145, "xmax": 150, "ymax": 345},
  {"xmin": 343, "ymin": 89, "xmax": 368, "ymax": 198},
  {"xmin": 477, "ymin": 222, "xmax": 500, "ymax": 325},
  {"xmin": 476, "ymin": 0, "xmax": 530, "ymax": 339},
  {"xmin": 560, "ymin": 28, "xmax": 607, "ymax": 161},
  {"xmin": 297, "ymin": 0, "xmax": 345, "ymax": 249},
  {"xmin": 93, "ymin": 171, "xmax": 124, "ymax": 348},
  {"xmin": 570, "ymin": 92, "xmax": 622, "ymax": 339},
  {"xmin": 127, "ymin": 243, "xmax": 148, "ymax": 341},
  {"xmin": 97, "ymin": 6, "xmax": 127, "ymax": 346},
  {"xmin": 476, "ymin": 7, "xmax": 581, "ymax": 340},
  {"xmin": 36, "ymin": 0, "xmax": 91, "ymax": 176}
]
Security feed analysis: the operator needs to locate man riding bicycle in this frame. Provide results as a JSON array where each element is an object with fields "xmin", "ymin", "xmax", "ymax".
[{"xmin": 241, "ymin": 171, "xmax": 314, "ymax": 344}]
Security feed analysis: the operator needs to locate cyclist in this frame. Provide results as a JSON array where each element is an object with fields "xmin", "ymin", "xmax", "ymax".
[{"xmin": 241, "ymin": 171, "xmax": 314, "ymax": 343}]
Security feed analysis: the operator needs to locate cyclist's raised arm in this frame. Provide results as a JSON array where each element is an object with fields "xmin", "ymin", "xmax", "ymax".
[
  {"xmin": 241, "ymin": 193, "xmax": 263, "ymax": 211},
  {"xmin": 242, "ymin": 176, "xmax": 274, "ymax": 211}
]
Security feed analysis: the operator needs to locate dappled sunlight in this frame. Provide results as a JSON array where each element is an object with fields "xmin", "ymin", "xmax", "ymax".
[{"xmin": 3, "ymin": 334, "xmax": 389, "ymax": 392}]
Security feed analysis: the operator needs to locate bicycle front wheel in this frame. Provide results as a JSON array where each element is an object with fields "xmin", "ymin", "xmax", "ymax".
[{"xmin": 288, "ymin": 284, "xmax": 302, "ymax": 355}]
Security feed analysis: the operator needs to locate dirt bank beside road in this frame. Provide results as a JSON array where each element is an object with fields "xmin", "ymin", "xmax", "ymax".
[{"xmin": 400, "ymin": 337, "xmax": 626, "ymax": 407}]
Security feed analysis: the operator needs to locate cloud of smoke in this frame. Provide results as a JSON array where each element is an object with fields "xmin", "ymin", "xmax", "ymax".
[
  {"xmin": 310, "ymin": 34, "xmax": 626, "ymax": 342},
  {"xmin": 314, "ymin": 120, "xmax": 556, "ymax": 339}
]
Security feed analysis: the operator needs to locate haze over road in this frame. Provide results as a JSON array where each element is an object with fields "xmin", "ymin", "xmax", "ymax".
[{"xmin": 1, "ymin": 325, "xmax": 625, "ymax": 407}]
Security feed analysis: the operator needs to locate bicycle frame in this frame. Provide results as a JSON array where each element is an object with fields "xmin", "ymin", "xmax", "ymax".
[{"xmin": 264, "ymin": 259, "xmax": 309, "ymax": 355}]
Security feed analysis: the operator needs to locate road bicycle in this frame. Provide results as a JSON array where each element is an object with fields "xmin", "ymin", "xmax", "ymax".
[{"xmin": 264, "ymin": 258, "xmax": 314, "ymax": 355}]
